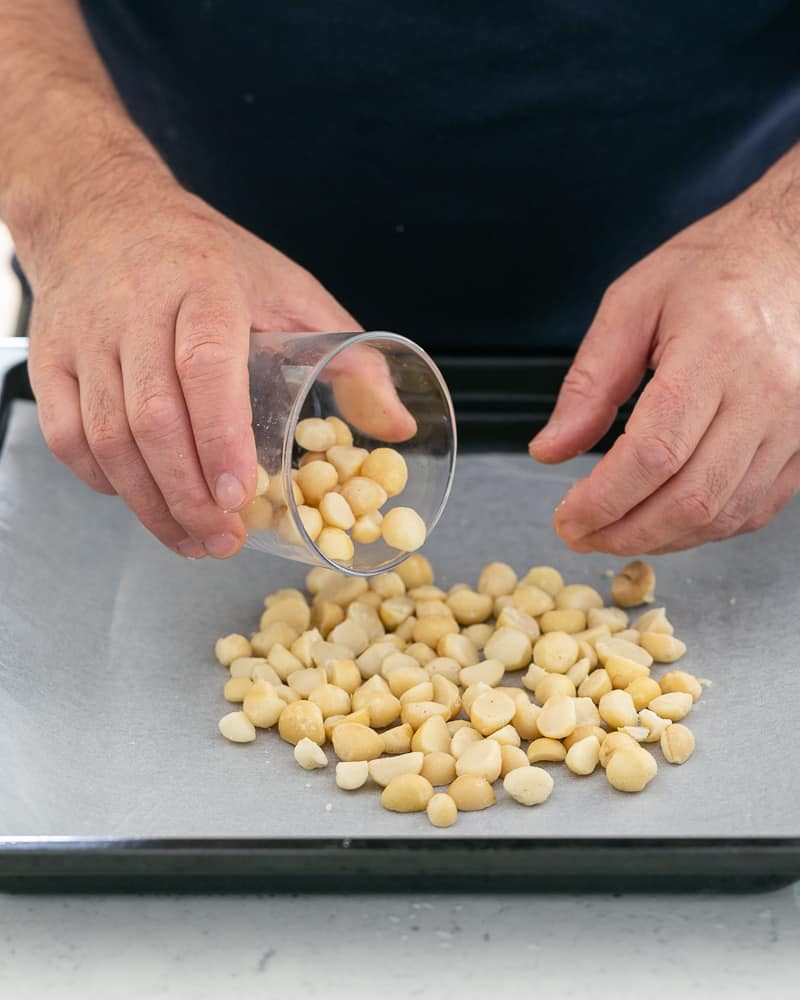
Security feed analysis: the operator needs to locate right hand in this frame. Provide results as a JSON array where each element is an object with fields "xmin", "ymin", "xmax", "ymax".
[{"xmin": 25, "ymin": 165, "xmax": 364, "ymax": 559}]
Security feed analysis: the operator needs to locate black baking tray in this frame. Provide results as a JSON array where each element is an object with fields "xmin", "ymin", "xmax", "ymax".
[{"xmin": 1, "ymin": 337, "xmax": 798, "ymax": 893}]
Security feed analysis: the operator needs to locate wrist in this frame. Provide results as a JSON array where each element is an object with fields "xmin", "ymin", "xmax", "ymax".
[{"xmin": 2, "ymin": 99, "xmax": 174, "ymax": 288}]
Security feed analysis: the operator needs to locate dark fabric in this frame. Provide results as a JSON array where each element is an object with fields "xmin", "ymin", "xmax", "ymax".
[{"xmin": 79, "ymin": 1, "xmax": 800, "ymax": 352}]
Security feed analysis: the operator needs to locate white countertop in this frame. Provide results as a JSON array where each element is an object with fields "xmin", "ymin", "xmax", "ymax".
[{"xmin": 1, "ymin": 886, "xmax": 798, "ymax": 998}]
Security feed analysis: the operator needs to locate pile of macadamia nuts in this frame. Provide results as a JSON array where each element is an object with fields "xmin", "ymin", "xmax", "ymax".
[
  {"xmin": 215, "ymin": 558, "xmax": 703, "ymax": 827},
  {"xmin": 240, "ymin": 415, "xmax": 426, "ymax": 564}
]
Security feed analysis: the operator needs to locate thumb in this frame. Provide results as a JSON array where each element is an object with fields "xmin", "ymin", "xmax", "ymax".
[
  {"xmin": 329, "ymin": 343, "xmax": 418, "ymax": 443},
  {"xmin": 285, "ymin": 290, "xmax": 418, "ymax": 442},
  {"xmin": 253, "ymin": 268, "xmax": 418, "ymax": 443},
  {"xmin": 529, "ymin": 276, "xmax": 658, "ymax": 464}
]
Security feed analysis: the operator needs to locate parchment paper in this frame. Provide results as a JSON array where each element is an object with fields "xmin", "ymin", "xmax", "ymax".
[{"xmin": 1, "ymin": 401, "xmax": 797, "ymax": 838}]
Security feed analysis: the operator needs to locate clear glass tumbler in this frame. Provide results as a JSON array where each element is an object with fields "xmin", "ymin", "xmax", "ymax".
[{"xmin": 243, "ymin": 330, "xmax": 456, "ymax": 576}]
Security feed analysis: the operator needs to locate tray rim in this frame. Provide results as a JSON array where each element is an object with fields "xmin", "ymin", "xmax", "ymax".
[
  {"xmin": 2, "ymin": 835, "xmax": 798, "ymax": 856},
  {"xmin": 2, "ymin": 836, "xmax": 798, "ymax": 893}
]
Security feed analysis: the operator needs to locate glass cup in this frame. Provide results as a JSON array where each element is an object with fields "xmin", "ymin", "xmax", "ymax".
[{"xmin": 243, "ymin": 330, "xmax": 456, "ymax": 576}]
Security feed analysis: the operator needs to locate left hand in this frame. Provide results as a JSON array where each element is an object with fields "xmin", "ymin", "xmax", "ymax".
[{"xmin": 529, "ymin": 150, "xmax": 800, "ymax": 555}]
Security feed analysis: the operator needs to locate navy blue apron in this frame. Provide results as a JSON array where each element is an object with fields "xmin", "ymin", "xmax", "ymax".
[{"xmin": 79, "ymin": 1, "xmax": 800, "ymax": 351}]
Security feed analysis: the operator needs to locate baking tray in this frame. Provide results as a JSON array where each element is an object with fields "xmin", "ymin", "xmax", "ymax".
[{"xmin": 1, "ymin": 340, "xmax": 798, "ymax": 892}]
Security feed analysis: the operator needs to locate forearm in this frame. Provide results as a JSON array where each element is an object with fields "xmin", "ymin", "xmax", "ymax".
[{"xmin": 0, "ymin": 0, "xmax": 170, "ymax": 284}]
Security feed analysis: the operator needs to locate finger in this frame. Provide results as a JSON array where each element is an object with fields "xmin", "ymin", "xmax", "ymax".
[
  {"xmin": 553, "ymin": 341, "xmax": 723, "ymax": 545},
  {"xmin": 175, "ymin": 286, "xmax": 257, "ymax": 514},
  {"xmin": 30, "ymin": 362, "xmax": 116, "ymax": 494},
  {"xmin": 647, "ymin": 440, "xmax": 796, "ymax": 553},
  {"xmin": 121, "ymin": 323, "xmax": 247, "ymax": 558},
  {"xmin": 529, "ymin": 276, "xmax": 658, "ymax": 464},
  {"xmin": 78, "ymin": 357, "xmax": 208, "ymax": 559},
  {"xmin": 575, "ymin": 400, "xmax": 762, "ymax": 554}
]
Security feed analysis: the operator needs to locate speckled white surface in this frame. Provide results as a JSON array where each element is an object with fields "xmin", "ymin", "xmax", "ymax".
[{"xmin": 1, "ymin": 888, "xmax": 799, "ymax": 998}]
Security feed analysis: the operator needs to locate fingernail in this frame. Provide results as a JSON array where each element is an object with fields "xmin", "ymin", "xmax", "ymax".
[
  {"xmin": 214, "ymin": 473, "xmax": 246, "ymax": 512},
  {"xmin": 176, "ymin": 537, "xmax": 206, "ymax": 559},
  {"xmin": 555, "ymin": 484, "xmax": 576, "ymax": 512},
  {"xmin": 204, "ymin": 532, "xmax": 240, "ymax": 558},
  {"xmin": 554, "ymin": 518, "xmax": 586, "ymax": 544},
  {"xmin": 529, "ymin": 420, "xmax": 561, "ymax": 453}
]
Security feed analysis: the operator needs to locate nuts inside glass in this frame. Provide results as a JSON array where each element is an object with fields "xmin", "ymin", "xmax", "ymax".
[{"xmin": 243, "ymin": 331, "xmax": 456, "ymax": 576}]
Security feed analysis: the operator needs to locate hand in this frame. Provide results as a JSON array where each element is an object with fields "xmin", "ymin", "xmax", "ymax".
[
  {"xmin": 530, "ymin": 155, "xmax": 800, "ymax": 555},
  {"xmin": 26, "ymin": 165, "xmax": 365, "ymax": 558}
]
